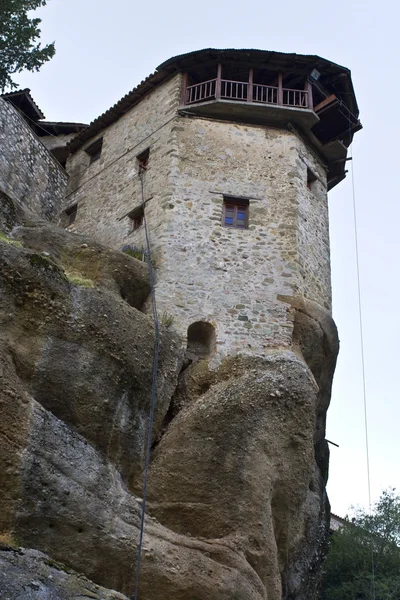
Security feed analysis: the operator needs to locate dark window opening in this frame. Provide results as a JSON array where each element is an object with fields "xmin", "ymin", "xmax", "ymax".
[
  {"xmin": 253, "ymin": 68, "xmax": 279, "ymax": 87},
  {"xmin": 50, "ymin": 146, "xmax": 68, "ymax": 169},
  {"xmin": 187, "ymin": 321, "xmax": 216, "ymax": 359},
  {"xmin": 65, "ymin": 204, "xmax": 77, "ymax": 226},
  {"xmin": 222, "ymin": 196, "xmax": 249, "ymax": 229},
  {"xmin": 85, "ymin": 137, "xmax": 103, "ymax": 164},
  {"xmin": 128, "ymin": 205, "xmax": 144, "ymax": 231},
  {"xmin": 132, "ymin": 215, "xmax": 143, "ymax": 230},
  {"xmin": 137, "ymin": 148, "xmax": 150, "ymax": 174},
  {"xmin": 221, "ymin": 64, "xmax": 249, "ymax": 84},
  {"xmin": 187, "ymin": 64, "xmax": 218, "ymax": 86},
  {"xmin": 307, "ymin": 168, "xmax": 317, "ymax": 191}
]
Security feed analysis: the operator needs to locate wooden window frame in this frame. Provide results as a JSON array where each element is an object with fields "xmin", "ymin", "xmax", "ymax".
[
  {"xmin": 132, "ymin": 214, "xmax": 143, "ymax": 230},
  {"xmin": 137, "ymin": 148, "xmax": 150, "ymax": 174},
  {"xmin": 222, "ymin": 196, "xmax": 249, "ymax": 229},
  {"xmin": 307, "ymin": 168, "xmax": 317, "ymax": 191},
  {"xmin": 85, "ymin": 137, "xmax": 103, "ymax": 164},
  {"xmin": 128, "ymin": 205, "xmax": 144, "ymax": 232},
  {"xmin": 65, "ymin": 203, "xmax": 77, "ymax": 226}
]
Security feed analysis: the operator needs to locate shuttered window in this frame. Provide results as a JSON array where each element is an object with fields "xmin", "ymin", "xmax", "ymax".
[{"xmin": 222, "ymin": 197, "xmax": 249, "ymax": 229}]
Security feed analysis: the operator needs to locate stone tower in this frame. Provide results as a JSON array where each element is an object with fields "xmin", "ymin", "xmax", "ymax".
[
  {"xmin": 0, "ymin": 50, "xmax": 362, "ymax": 600},
  {"xmin": 64, "ymin": 48, "xmax": 361, "ymax": 364}
]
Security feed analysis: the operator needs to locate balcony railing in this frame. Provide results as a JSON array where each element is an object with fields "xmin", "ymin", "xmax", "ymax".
[
  {"xmin": 221, "ymin": 79, "xmax": 248, "ymax": 101},
  {"xmin": 184, "ymin": 70, "xmax": 312, "ymax": 110},
  {"xmin": 253, "ymin": 83, "xmax": 278, "ymax": 104},
  {"xmin": 283, "ymin": 88, "xmax": 308, "ymax": 108},
  {"xmin": 186, "ymin": 78, "xmax": 217, "ymax": 104}
]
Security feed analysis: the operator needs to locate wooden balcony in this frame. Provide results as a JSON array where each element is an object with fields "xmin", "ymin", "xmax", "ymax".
[
  {"xmin": 185, "ymin": 79, "xmax": 310, "ymax": 109},
  {"xmin": 180, "ymin": 67, "xmax": 318, "ymax": 130}
]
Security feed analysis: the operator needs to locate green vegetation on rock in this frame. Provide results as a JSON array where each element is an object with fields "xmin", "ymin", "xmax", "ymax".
[
  {"xmin": 321, "ymin": 489, "xmax": 400, "ymax": 600},
  {"xmin": 0, "ymin": 231, "xmax": 22, "ymax": 247},
  {"xmin": 161, "ymin": 311, "xmax": 174, "ymax": 328},
  {"xmin": 64, "ymin": 270, "xmax": 95, "ymax": 288}
]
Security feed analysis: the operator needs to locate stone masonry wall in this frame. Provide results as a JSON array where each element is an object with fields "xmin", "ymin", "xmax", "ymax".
[
  {"xmin": 148, "ymin": 117, "xmax": 330, "ymax": 359},
  {"xmin": 0, "ymin": 98, "xmax": 67, "ymax": 220},
  {"xmin": 41, "ymin": 132, "xmax": 77, "ymax": 153},
  {"xmin": 65, "ymin": 76, "xmax": 331, "ymax": 361},
  {"xmin": 295, "ymin": 144, "xmax": 331, "ymax": 311},
  {"xmin": 64, "ymin": 74, "xmax": 182, "ymax": 249}
]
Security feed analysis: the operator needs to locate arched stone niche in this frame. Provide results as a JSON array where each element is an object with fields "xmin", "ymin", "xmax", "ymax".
[{"xmin": 186, "ymin": 321, "xmax": 216, "ymax": 360}]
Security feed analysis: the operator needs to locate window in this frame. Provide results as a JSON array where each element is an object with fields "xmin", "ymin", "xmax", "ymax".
[
  {"xmin": 85, "ymin": 137, "xmax": 103, "ymax": 164},
  {"xmin": 128, "ymin": 205, "xmax": 144, "ymax": 231},
  {"xmin": 65, "ymin": 203, "xmax": 77, "ymax": 226},
  {"xmin": 307, "ymin": 168, "xmax": 317, "ymax": 191},
  {"xmin": 222, "ymin": 196, "xmax": 249, "ymax": 229},
  {"xmin": 137, "ymin": 148, "xmax": 150, "ymax": 174},
  {"xmin": 132, "ymin": 214, "xmax": 143, "ymax": 230}
]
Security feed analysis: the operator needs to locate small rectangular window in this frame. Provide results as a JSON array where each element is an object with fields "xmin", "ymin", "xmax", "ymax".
[
  {"xmin": 307, "ymin": 168, "xmax": 317, "ymax": 191},
  {"xmin": 65, "ymin": 203, "xmax": 77, "ymax": 226},
  {"xmin": 85, "ymin": 137, "xmax": 103, "ymax": 164},
  {"xmin": 137, "ymin": 148, "xmax": 150, "ymax": 174},
  {"xmin": 222, "ymin": 196, "xmax": 249, "ymax": 229},
  {"xmin": 128, "ymin": 205, "xmax": 144, "ymax": 231},
  {"xmin": 132, "ymin": 214, "xmax": 143, "ymax": 230}
]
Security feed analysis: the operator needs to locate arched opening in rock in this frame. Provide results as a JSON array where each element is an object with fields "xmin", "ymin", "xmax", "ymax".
[{"xmin": 186, "ymin": 321, "xmax": 216, "ymax": 360}]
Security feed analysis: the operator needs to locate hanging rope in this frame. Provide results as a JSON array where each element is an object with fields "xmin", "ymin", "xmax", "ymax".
[
  {"xmin": 132, "ymin": 169, "xmax": 161, "ymax": 600},
  {"xmin": 349, "ymin": 143, "xmax": 376, "ymax": 600},
  {"xmin": 9, "ymin": 104, "xmax": 61, "ymax": 139}
]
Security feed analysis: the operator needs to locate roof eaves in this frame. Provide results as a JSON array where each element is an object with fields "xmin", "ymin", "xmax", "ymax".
[
  {"xmin": 35, "ymin": 121, "xmax": 88, "ymax": 136},
  {"xmin": 67, "ymin": 68, "xmax": 173, "ymax": 154},
  {"xmin": 67, "ymin": 48, "xmax": 359, "ymax": 154},
  {"xmin": 330, "ymin": 513, "xmax": 347, "ymax": 521},
  {"xmin": 157, "ymin": 47, "xmax": 349, "ymax": 74},
  {"xmin": 2, "ymin": 88, "xmax": 45, "ymax": 120}
]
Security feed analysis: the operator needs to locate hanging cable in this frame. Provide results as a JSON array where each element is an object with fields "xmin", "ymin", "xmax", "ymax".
[
  {"xmin": 349, "ymin": 143, "xmax": 376, "ymax": 600},
  {"xmin": 132, "ymin": 170, "xmax": 161, "ymax": 600},
  {"xmin": 9, "ymin": 104, "xmax": 61, "ymax": 139}
]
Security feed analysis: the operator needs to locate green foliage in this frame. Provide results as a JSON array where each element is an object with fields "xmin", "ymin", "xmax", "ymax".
[
  {"xmin": 29, "ymin": 252, "xmax": 58, "ymax": 269},
  {"xmin": 0, "ymin": 531, "xmax": 21, "ymax": 549},
  {"xmin": 64, "ymin": 270, "xmax": 95, "ymax": 288},
  {"xmin": 0, "ymin": 230, "xmax": 22, "ymax": 246},
  {"xmin": 121, "ymin": 246, "xmax": 144, "ymax": 261},
  {"xmin": 321, "ymin": 489, "xmax": 400, "ymax": 600},
  {"xmin": 161, "ymin": 311, "xmax": 174, "ymax": 328},
  {"xmin": 121, "ymin": 244, "xmax": 157, "ymax": 267},
  {"xmin": 0, "ymin": 0, "xmax": 55, "ymax": 91}
]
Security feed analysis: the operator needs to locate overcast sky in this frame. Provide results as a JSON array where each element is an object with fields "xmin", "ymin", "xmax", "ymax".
[{"xmin": 14, "ymin": 0, "xmax": 400, "ymax": 516}]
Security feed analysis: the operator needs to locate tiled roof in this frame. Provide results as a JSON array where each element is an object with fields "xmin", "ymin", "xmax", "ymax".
[
  {"xmin": 2, "ymin": 88, "xmax": 45, "ymax": 120},
  {"xmin": 67, "ymin": 48, "xmax": 359, "ymax": 154}
]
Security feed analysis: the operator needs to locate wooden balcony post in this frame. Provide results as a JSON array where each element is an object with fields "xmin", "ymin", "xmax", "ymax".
[
  {"xmin": 180, "ymin": 72, "xmax": 188, "ymax": 107},
  {"xmin": 278, "ymin": 72, "xmax": 283, "ymax": 106},
  {"xmin": 216, "ymin": 64, "xmax": 222, "ymax": 100},
  {"xmin": 247, "ymin": 68, "xmax": 253, "ymax": 103},
  {"xmin": 306, "ymin": 78, "xmax": 313, "ymax": 110}
]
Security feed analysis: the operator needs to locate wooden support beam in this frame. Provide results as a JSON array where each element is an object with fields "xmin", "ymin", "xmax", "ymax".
[
  {"xmin": 306, "ymin": 78, "xmax": 313, "ymax": 110},
  {"xmin": 314, "ymin": 94, "xmax": 337, "ymax": 113},
  {"xmin": 180, "ymin": 72, "xmax": 188, "ymax": 107},
  {"xmin": 247, "ymin": 68, "xmax": 253, "ymax": 103},
  {"xmin": 278, "ymin": 73, "xmax": 283, "ymax": 106},
  {"xmin": 216, "ymin": 64, "xmax": 222, "ymax": 100},
  {"xmin": 326, "ymin": 439, "xmax": 339, "ymax": 448}
]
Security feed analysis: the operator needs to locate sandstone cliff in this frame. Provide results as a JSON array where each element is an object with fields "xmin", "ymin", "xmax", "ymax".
[{"xmin": 0, "ymin": 194, "xmax": 338, "ymax": 599}]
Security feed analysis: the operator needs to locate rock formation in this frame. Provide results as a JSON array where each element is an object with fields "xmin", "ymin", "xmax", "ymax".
[{"xmin": 0, "ymin": 194, "xmax": 338, "ymax": 599}]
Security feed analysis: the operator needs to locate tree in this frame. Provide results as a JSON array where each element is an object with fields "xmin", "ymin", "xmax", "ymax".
[
  {"xmin": 321, "ymin": 489, "xmax": 400, "ymax": 600},
  {"xmin": 0, "ymin": 0, "xmax": 55, "ymax": 92}
]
